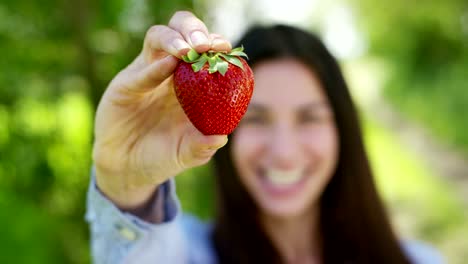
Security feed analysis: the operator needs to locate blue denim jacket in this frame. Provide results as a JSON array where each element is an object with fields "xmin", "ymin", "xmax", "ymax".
[{"xmin": 86, "ymin": 174, "xmax": 444, "ymax": 264}]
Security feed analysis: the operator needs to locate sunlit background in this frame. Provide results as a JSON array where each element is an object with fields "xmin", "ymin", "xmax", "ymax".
[{"xmin": 0, "ymin": 0, "xmax": 467, "ymax": 263}]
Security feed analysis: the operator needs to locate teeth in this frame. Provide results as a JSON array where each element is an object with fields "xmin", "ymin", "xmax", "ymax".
[{"xmin": 265, "ymin": 168, "xmax": 303, "ymax": 186}]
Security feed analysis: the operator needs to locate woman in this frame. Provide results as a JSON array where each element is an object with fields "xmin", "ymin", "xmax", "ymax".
[{"xmin": 87, "ymin": 11, "xmax": 442, "ymax": 264}]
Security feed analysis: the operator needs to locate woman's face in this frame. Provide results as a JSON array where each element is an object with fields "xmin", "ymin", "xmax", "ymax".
[{"xmin": 232, "ymin": 58, "xmax": 339, "ymax": 219}]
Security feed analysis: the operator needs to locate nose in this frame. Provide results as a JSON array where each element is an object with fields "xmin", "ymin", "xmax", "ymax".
[{"xmin": 267, "ymin": 123, "xmax": 300, "ymax": 169}]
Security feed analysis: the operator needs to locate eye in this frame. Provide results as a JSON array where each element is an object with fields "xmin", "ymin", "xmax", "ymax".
[
  {"xmin": 240, "ymin": 114, "xmax": 268, "ymax": 125},
  {"xmin": 298, "ymin": 111, "xmax": 330, "ymax": 124},
  {"xmin": 298, "ymin": 113, "xmax": 320, "ymax": 124}
]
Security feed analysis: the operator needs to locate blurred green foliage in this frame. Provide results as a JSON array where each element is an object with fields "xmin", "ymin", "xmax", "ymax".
[
  {"xmin": 363, "ymin": 119, "xmax": 468, "ymax": 263},
  {"xmin": 0, "ymin": 0, "xmax": 197, "ymax": 263},
  {"xmin": 349, "ymin": 0, "xmax": 468, "ymax": 153}
]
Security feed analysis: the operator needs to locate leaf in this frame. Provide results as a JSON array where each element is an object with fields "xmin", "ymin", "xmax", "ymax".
[
  {"xmin": 229, "ymin": 46, "xmax": 248, "ymax": 59},
  {"xmin": 220, "ymin": 54, "xmax": 244, "ymax": 69},
  {"xmin": 208, "ymin": 56, "xmax": 218, "ymax": 73},
  {"xmin": 189, "ymin": 48, "xmax": 248, "ymax": 74},
  {"xmin": 187, "ymin": 49, "xmax": 200, "ymax": 61},
  {"xmin": 231, "ymin": 46, "xmax": 244, "ymax": 52},
  {"xmin": 216, "ymin": 58, "xmax": 229, "ymax": 76},
  {"xmin": 229, "ymin": 50, "xmax": 248, "ymax": 58},
  {"xmin": 191, "ymin": 57, "xmax": 207, "ymax": 72}
]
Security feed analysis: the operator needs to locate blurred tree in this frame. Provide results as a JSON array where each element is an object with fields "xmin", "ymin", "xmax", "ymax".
[
  {"xmin": 346, "ymin": 1, "xmax": 468, "ymax": 262},
  {"xmin": 347, "ymin": 0, "xmax": 468, "ymax": 153},
  {"xmin": 0, "ymin": 0, "xmax": 198, "ymax": 263}
]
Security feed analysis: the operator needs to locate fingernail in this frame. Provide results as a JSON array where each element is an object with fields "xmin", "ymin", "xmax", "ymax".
[
  {"xmin": 190, "ymin": 31, "xmax": 209, "ymax": 46},
  {"xmin": 212, "ymin": 38, "xmax": 230, "ymax": 49},
  {"xmin": 172, "ymin": 38, "xmax": 190, "ymax": 52}
]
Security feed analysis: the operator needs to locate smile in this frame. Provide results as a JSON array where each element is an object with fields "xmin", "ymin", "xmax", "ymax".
[
  {"xmin": 258, "ymin": 167, "xmax": 309, "ymax": 196},
  {"xmin": 265, "ymin": 168, "xmax": 304, "ymax": 185}
]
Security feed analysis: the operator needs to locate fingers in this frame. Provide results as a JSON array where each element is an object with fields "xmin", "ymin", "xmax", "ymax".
[
  {"xmin": 210, "ymin": 33, "xmax": 232, "ymax": 52},
  {"xmin": 132, "ymin": 55, "xmax": 179, "ymax": 91},
  {"xmin": 144, "ymin": 25, "xmax": 191, "ymax": 60},
  {"xmin": 168, "ymin": 11, "xmax": 211, "ymax": 53},
  {"xmin": 167, "ymin": 12, "xmax": 231, "ymax": 52},
  {"xmin": 143, "ymin": 11, "xmax": 232, "ymax": 62}
]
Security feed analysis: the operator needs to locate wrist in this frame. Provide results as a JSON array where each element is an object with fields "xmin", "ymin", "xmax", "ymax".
[{"xmin": 95, "ymin": 166, "xmax": 159, "ymax": 211}]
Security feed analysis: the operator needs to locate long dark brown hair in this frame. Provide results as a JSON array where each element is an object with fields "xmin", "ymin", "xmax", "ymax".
[{"xmin": 211, "ymin": 25, "xmax": 410, "ymax": 264}]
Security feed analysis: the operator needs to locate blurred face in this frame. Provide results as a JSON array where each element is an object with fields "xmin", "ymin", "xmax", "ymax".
[{"xmin": 232, "ymin": 58, "xmax": 339, "ymax": 219}]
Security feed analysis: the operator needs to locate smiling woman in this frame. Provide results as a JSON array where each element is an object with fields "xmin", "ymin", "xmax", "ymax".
[
  {"xmin": 86, "ymin": 11, "xmax": 443, "ymax": 264},
  {"xmin": 211, "ymin": 24, "xmax": 432, "ymax": 264},
  {"xmin": 232, "ymin": 59, "xmax": 338, "ymax": 220}
]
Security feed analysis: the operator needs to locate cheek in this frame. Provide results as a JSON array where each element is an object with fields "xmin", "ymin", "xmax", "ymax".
[
  {"xmin": 300, "ymin": 124, "xmax": 339, "ymax": 165},
  {"xmin": 231, "ymin": 127, "xmax": 267, "ymax": 173}
]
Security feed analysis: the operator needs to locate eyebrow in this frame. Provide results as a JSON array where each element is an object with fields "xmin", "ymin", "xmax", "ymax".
[
  {"xmin": 247, "ymin": 102, "xmax": 330, "ymax": 112},
  {"xmin": 297, "ymin": 102, "xmax": 330, "ymax": 112}
]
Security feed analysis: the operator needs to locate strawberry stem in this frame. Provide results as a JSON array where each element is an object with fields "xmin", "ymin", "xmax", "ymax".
[{"xmin": 181, "ymin": 46, "xmax": 248, "ymax": 76}]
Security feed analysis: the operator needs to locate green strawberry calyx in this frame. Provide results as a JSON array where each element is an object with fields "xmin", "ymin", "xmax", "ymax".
[{"xmin": 181, "ymin": 46, "xmax": 248, "ymax": 76}]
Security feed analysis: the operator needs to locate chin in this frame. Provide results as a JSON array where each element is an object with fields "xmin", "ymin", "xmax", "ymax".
[{"xmin": 260, "ymin": 200, "xmax": 312, "ymax": 219}]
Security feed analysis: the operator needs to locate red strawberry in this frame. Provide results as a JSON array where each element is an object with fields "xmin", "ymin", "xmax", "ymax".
[{"xmin": 173, "ymin": 47, "xmax": 254, "ymax": 135}]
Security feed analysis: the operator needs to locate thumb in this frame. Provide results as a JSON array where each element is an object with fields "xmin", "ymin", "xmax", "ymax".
[{"xmin": 179, "ymin": 128, "xmax": 228, "ymax": 168}]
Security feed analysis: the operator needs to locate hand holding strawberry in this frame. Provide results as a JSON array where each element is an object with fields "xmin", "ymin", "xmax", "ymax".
[{"xmin": 92, "ymin": 11, "xmax": 233, "ymax": 211}]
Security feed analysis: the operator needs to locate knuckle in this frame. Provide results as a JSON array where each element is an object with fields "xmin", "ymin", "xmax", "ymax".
[
  {"xmin": 144, "ymin": 68, "xmax": 163, "ymax": 85},
  {"xmin": 171, "ymin": 10, "xmax": 193, "ymax": 21},
  {"xmin": 146, "ymin": 25, "xmax": 165, "ymax": 39},
  {"xmin": 169, "ymin": 11, "xmax": 205, "ymax": 32}
]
